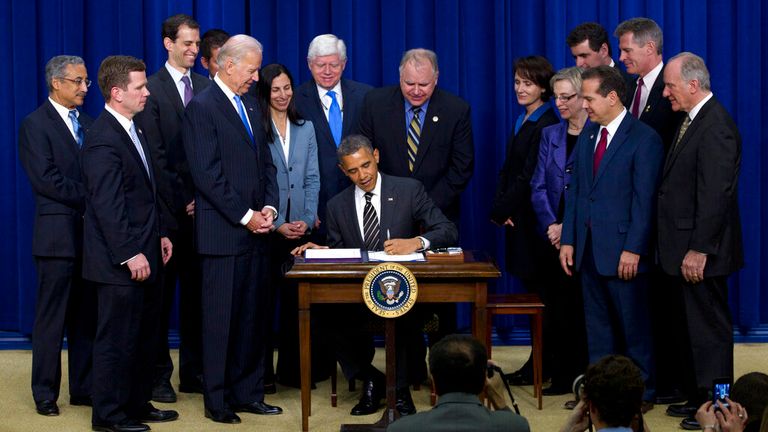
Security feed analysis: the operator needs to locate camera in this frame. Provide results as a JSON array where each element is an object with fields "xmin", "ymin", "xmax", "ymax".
[{"xmin": 573, "ymin": 373, "xmax": 586, "ymax": 401}]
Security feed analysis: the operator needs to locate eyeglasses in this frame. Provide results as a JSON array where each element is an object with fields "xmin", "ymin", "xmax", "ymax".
[
  {"xmin": 59, "ymin": 77, "xmax": 92, "ymax": 88},
  {"xmin": 555, "ymin": 93, "xmax": 578, "ymax": 102},
  {"xmin": 311, "ymin": 62, "xmax": 343, "ymax": 71}
]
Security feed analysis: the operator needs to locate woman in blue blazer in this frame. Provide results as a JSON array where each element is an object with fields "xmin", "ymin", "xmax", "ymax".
[
  {"xmin": 530, "ymin": 66, "xmax": 589, "ymax": 396},
  {"xmin": 257, "ymin": 64, "xmax": 325, "ymax": 390}
]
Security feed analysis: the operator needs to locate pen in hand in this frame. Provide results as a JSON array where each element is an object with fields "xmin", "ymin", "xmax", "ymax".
[{"xmin": 387, "ymin": 229, "xmax": 391, "ymax": 241}]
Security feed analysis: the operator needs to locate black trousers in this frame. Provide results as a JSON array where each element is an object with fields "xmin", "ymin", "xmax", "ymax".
[
  {"xmin": 200, "ymin": 249, "xmax": 268, "ymax": 411},
  {"xmin": 31, "ymin": 257, "xmax": 95, "ymax": 402},
  {"xmin": 91, "ymin": 281, "xmax": 161, "ymax": 425},
  {"xmin": 153, "ymin": 214, "xmax": 203, "ymax": 386},
  {"xmin": 678, "ymin": 275, "xmax": 733, "ymax": 394}
]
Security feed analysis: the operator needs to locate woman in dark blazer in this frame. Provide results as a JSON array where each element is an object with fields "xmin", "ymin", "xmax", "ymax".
[
  {"xmin": 530, "ymin": 66, "xmax": 589, "ymax": 395},
  {"xmin": 256, "ymin": 64, "xmax": 326, "ymax": 390},
  {"xmin": 491, "ymin": 56, "xmax": 559, "ymax": 385}
]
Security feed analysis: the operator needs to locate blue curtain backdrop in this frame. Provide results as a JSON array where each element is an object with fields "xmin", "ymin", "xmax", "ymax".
[{"xmin": 2, "ymin": 0, "xmax": 766, "ymax": 341}]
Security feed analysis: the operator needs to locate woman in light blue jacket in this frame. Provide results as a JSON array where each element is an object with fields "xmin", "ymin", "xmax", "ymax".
[{"xmin": 257, "ymin": 63, "xmax": 323, "ymax": 391}]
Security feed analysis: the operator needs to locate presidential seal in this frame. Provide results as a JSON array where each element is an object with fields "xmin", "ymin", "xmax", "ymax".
[{"xmin": 362, "ymin": 262, "xmax": 418, "ymax": 318}]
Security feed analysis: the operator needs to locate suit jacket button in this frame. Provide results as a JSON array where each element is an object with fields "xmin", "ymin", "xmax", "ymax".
[
  {"xmin": 290, "ymin": 184, "xmax": 294, "ymax": 189},
  {"xmin": 289, "ymin": 167, "xmax": 293, "ymax": 172},
  {"xmin": 589, "ymin": 198, "xmax": 595, "ymax": 202},
  {"xmin": 564, "ymin": 185, "xmax": 569, "ymax": 190}
]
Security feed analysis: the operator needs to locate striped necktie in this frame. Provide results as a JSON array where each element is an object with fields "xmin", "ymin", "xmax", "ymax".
[
  {"xmin": 68, "ymin": 110, "xmax": 83, "ymax": 147},
  {"xmin": 363, "ymin": 192, "xmax": 381, "ymax": 251},
  {"xmin": 407, "ymin": 107, "xmax": 422, "ymax": 172},
  {"xmin": 672, "ymin": 115, "xmax": 692, "ymax": 151}
]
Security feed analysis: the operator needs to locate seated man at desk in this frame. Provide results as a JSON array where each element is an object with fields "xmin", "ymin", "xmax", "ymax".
[{"xmin": 293, "ymin": 134, "xmax": 457, "ymax": 416}]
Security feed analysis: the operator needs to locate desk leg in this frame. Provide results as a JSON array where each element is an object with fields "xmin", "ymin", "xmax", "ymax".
[
  {"xmin": 473, "ymin": 282, "xmax": 488, "ymax": 353},
  {"xmin": 299, "ymin": 282, "xmax": 311, "ymax": 431}
]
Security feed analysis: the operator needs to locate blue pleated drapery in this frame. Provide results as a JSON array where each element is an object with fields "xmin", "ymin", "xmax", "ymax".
[{"xmin": 2, "ymin": 0, "xmax": 765, "ymax": 341}]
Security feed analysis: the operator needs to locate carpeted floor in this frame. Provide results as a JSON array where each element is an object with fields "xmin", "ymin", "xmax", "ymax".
[{"xmin": 1, "ymin": 344, "xmax": 765, "ymax": 431}]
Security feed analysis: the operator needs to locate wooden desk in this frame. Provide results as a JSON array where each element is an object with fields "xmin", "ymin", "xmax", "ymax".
[{"xmin": 285, "ymin": 251, "xmax": 500, "ymax": 431}]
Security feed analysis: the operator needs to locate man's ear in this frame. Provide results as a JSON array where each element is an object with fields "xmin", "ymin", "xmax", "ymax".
[{"xmin": 373, "ymin": 148, "xmax": 380, "ymax": 163}]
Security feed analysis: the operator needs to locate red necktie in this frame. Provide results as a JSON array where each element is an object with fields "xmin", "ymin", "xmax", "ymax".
[
  {"xmin": 593, "ymin": 128, "xmax": 609, "ymax": 176},
  {"xmin": 631, "ymin": 77, "xmax": 644, "ymax": 117}
]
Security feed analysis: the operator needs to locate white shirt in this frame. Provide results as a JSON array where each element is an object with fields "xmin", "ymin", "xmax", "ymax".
[
  {"xmin": 271, "ymin": 117, "xmax": 291, "ymax": 162},
  {"xmin": 316, "ymin": 81, "xmax": 344, "ymax": 122},
  {"xmin": 688, "ymin": 92, "xmax": 714, "ymax": 122},
  {"xmin": 632, "ymin": 61, "xmax": 663, "ymax": 116},
  {"xmin": 164, "ymin": 62, "xmax": 192, "ymax": 104},
  {"xmin": 48, "ymin": 97, "xmax": 79, "ymax": 142},
  {"xmin": 595, "ymin": 108, "xmax": 628, "ymax": 151}
]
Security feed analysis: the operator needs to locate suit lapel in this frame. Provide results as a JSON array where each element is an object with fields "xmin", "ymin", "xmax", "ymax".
[
  {"xmin": 135, "ymin": 126, "xmax": 156, "ymax": 192},
  {"xmin": 44, "ymin": 100, "xmax": 81, "ymax": 154},
  {"xmin": 157, "ymin": 67, "xmax": 185, "ymax": 116},
  {"xmin": 640, "ymin": 69, "xmax": 665, "ymax": 120},
  {"xmin": 343, "ymin": 187, "xmax": 364, "ymax": 247},
  {"xmin": 552, "ymin": 123, "xmax": 567, "ymax": 172},
  {"xmin": 593, "ymin": 115, "xmax": 632, "ymax": 186},
  {"xmin": 212, "ymin": 84, "xmax": 257, "ymax": 152},
  {"xmin": 414, "ymin": 90, "xmax": 441, "ymax": 173},
  {"xmin": 378, "ymin": 174, "xmax": 395, "ymax": 242},
  {"xmin": 386, "ymin": 91, "xmax": 408, "ymax": 169},
  {"xmin": 302, "ymin": 82, "xmax": 335, "ymax": 146},
  {"xmin": 104, "ymin": 112, "xmax": 153, "ymax": 189},
  {"xmin": 663, "ymin": 99, "xmax": 714, "ymax": 176},
  {"xmin": 340, "ymin": 79, "xmax": 357, "ymax": 137}
]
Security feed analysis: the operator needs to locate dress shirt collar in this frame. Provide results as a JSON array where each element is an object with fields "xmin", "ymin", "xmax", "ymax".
[
  {"xmin": 213, "ymin": 73, "xmax": 243, "ymax": 111},
  {"xmin": 165, "ymin": 61, "xmax": 191, "ymax": 85},
  {"xmin": 609, "ymin": 58, "xmax": 616, "ymax": 68},
  {"xmin": 48, "ymin": 97, "xmax": 77, "ymax": 121},
  {"xmin": 104, "ymin": 104, "xmax": 135, "ymax": 134},
  {"xmin": 688, "ymin": 92, "xmax": 714, "ymax": 121},
  {"xmin": 354, "ymin": 171, "xmax": 383, "ymax": 201},
  {"xmin": 597, "ymin": 108, "xmax": 628, "ymax": 149},
  {"xmin": 405, "ymin": 98, "xmax": 431, "ymax": 117},
  {"xmin": 639, "ymin": 61, "xmax": 664, "ymax": 90},
  {"xmin": 317, "ymin": 81, "xmax": 343, "ymax": 110}
]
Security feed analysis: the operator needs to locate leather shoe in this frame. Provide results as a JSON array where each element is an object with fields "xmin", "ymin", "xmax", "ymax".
[
  {"xmin": 35, "ymin": 400, "xmax": 59, "ymax": 416},
  {"xmin": 233, "ymin": 401, "xmax": 283, "ymax": 415},
  {"xmin": 655, "ymin": 388, "xmax": 687, "ymax": 405},
  {"xmin": 70, "ymin": 395, "xmax": 92, "ymax": 406},
  {"xmin": 178, "ymin": 375, "xmax": 204, "ymax": 394},
  {"xmin": 641, "ymin": 401, "xmax": 654, "ymax": 414},
  {"xmin": 680, "ymin": 416, "xmax": 701, "ymax": 430},
  {"xmin": 92, "ymin": 419, "xmax": 149, "ymax": 432},
  {"xmin": 205, "ymin": 408, "xmax": 241, "ymax": 424},
  {"xmin": 135, "ymin": 404, "xmax": 178, "ymax": 422},
  {"xmin": 350, "ymin": 377, "xmax": 384, "ymax": 415},
  {"xmin": 151, "ymin": 381, "xmax": 176, "ymax": 403},
  {"xmin": 666, "ymin": 403, "xmax": 699, "ymax": 418},
  {"xmin": 395, "ymin": 388, "xmax": 416, "ymax": 416}
]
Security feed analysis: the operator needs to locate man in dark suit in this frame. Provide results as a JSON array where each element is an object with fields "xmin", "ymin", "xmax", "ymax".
[
  {"xmin": 134, "ymin": 13, "xmax": 209, "ymax": 402},
  {"xmin": 387, "ymin": 335, "xmax": 530, "ymax": 432},
  {"xmin": 294, "ymin": 34, "xmax": 372, "ymax": 240},
  {"xmin": 295, "ymin": 135, "xmax": 457, "ymax": 417},
  {"xmin": 559, "ymin": 66, "xmax": 663, "ymax": 410},
  {"xmin": 566, "ymin": 22, "xmax": 631, "ymax": 81},
  {"xmin": 18, "ymin": 55, "xmax": 95, "ymax": 416},
  {"xmin": 200, "ymin": 29, "xmax": 229, "ymax": 80},
  {"xmin": 82, "ymin": 55, "xmax": 177, "ymax": 432},
  {"xmin": 182, "ymin": 34, "xmax": 282, "ymax": 424},
  {"xmin": 657, "ymin": 53, "xmax": 743, "ymax": 429},
  {"xmin": 615, "ymin": 17, "xmax": 688, "ymax": 405},
  {"xmin": 360, "ymin": 48, "xmax": 474, "ymax": 225}
]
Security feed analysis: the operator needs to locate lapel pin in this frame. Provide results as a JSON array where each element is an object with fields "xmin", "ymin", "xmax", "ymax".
[
  {"xmin": 387, "ymin": 197, "xmax": 394, "ymax": 201},
  {"xmin": 645, "ymin": 105, "xmax": 651, "ymax": 112},
  {"xmin": 432, "ymin": 116, "xmax": 439, "ymax": 123},
  {"xmin": 589, "ymin": 134, "xmax": 594, "ymax": 139}
]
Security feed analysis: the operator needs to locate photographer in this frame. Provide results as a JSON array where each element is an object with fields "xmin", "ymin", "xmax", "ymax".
[
  {"xmin": 693, "ymin": 372, "xmax": 768, "ymax": 432},
  {"xmin": 387, "ymin": 334, "xmax": 529, "ymax": 432},
  {"xmin": 560, "ymin": 355, "xmax": 649, "ymax": 432}
]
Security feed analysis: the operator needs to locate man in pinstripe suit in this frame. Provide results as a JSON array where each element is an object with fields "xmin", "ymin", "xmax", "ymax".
[{"xmin": 182, "ymin": 34, "xmax": 282, "ymax": 424}]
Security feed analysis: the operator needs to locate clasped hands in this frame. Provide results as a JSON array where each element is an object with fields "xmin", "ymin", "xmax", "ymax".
[
  {"xmin": 246, "ymin": 207, "xmax": 275, "ymax": 234},
  {"xmin": 277, "ymin": 220, "xmax": 309, "ymax": 240}
]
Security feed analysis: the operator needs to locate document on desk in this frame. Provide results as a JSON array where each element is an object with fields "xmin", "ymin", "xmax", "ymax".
[
  {"xmin": 367, "ymin": 251, "xmax": 426, "ymax": 262},
  {"xmin": 304, "ymin": 248, "xmax": 362, "ymax": 262}
]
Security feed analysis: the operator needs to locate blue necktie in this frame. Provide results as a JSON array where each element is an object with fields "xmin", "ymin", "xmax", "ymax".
[
  {"xmin": 128, "ymin": 123, "xmax": 151, "ymax": 177},
  {"xmin": 327, "ymin": 90, "xmax": 342, "ymax": 147},
  {"xmin": 234, "ymin": 95, "xmax": 254, "ymax": 143},
  {"xmin": 68, "ymin": 109, "xmax": 83, "ymax": 147}
]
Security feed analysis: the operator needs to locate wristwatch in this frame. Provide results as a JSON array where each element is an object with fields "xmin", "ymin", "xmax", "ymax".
[
  {"xmin": 270, "ymin": 208, "xmax": 278, "ymax": 220},
  {"xmin": 418, "ymin": 237, "xmax": 426, "ymax": 251}
]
